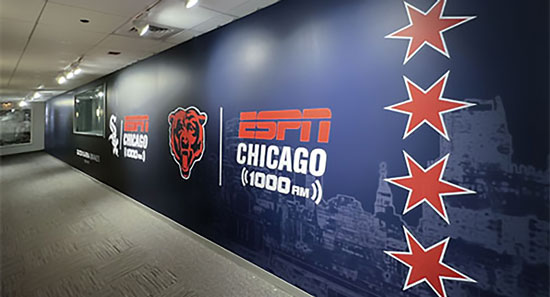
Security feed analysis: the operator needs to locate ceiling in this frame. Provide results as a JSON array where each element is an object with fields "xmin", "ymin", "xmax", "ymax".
[{"xmin": 0, "ymin": 0, "xmax": 279, "ymax": 102}]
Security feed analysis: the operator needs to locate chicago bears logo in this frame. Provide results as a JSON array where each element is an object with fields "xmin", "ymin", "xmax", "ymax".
[{"xmin": 168, "ymin": 106, "xmax": 208, "ymax": 180}]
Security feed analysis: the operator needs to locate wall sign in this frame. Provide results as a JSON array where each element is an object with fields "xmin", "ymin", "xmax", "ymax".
[
  {"xmin": 108, "ymin": 114, "xmax": 149, "ymax": 162},
  {"xmin": 236, "ymin": 108, "xmax": 331, "ymax": 204},
  {"xmin": 168, "ymin": 106, "xmax": 208, "ymax": 180},
  {"xmin": 76, "ymin": 148, "xmax": 100, "ymax": 163}
]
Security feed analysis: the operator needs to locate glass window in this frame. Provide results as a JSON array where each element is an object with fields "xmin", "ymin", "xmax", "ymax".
[
  {"xmin": 74, "ymin": 84, "xmax": 105, "ymax": 136},
  {"xmin": 0, "ymin": 104, "xmax": 32, "ymax": 147}
]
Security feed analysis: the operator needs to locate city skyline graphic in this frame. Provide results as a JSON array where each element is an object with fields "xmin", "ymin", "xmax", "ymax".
[{"xmin": 209, "ymin": 96, "xmax": 549, "ymax": 297}]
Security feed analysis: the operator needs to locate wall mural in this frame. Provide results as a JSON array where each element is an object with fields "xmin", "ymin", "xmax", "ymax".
[
  {"xmin": 0, "ymin": 104, "xmax": 31, "ymax": 147},
  {"xmin": 45, "ymin": 0, "xmax": 549, "ymax": 296}
]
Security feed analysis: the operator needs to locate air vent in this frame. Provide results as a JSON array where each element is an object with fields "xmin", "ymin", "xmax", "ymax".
[
  {"xmin": 129, "ymin": 24, "xmax": 172, "ymax": 38},
  {"xmin": 115, "ymin": 20, "xmax": 183, "ymax": 40}
]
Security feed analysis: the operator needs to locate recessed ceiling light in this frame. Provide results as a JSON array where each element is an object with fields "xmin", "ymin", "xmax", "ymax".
[
  {"xmin": 80, "ymin": 19, "xmax": 90, "ymax": 23},
  {"xmin": 19, "ymin": 101, "xmax": 28, "ymax": 107}
]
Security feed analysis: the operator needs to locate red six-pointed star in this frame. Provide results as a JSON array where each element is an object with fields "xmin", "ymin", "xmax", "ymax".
[
  {"xmin": 385, "ymin": 71, "xmax": 473, "ymax": 140},
  {"xmin": 385, "ymin": 227, "xmax": 476, "ymax": 297},
  {"xmin": 386, "ymin": 0, "xmax": 475, "ymax": 64},
  {"xmin": 385, "ymin": 152, "xmax": 475, "ymax": 224}
]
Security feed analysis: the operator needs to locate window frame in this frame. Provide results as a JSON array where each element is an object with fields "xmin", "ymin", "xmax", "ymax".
[{"xmin": 73, "ymin": 83, "xmax": 106, "ymax": 137}]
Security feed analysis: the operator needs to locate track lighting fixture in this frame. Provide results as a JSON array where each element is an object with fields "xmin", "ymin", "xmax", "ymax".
[
  {"xmin": 133, "ymin": 22, "xmax": 150, "ymax": 36},
  {"xmin": 138, "ymin": 23, "xmax": 150, "ymax": 36},
  {"xmin": 133, "ymin": 13, "xmax": 150, "ymax": 37},
  {"xmin": 57, "ymin": 75, "xmax": 67, "ymax": 84},
  {"xmin": 56, "ymin": 58, "xmax": 83, "ymax": 85}
]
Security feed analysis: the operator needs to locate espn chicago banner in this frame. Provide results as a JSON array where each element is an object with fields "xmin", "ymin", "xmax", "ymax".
[{"xmin": 45, "ymin": 0, "xmax": 549, "ymax": 297}]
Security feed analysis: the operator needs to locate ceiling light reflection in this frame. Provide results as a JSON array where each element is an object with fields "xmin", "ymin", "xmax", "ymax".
[{"xmin": 185, "ymin": 0, "xmax": 199, "ymax": 8}]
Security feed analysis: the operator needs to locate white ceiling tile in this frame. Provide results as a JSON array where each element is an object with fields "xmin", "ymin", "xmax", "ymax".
[
  {"xmin": 228, "ymin": 0, "xmax": 279, "ymax": 18},
  {"xmin": 32, "ymin": 24, "xmax": 106, "ymax": 50},
  {"xmin": 165, "ymin": 30, "xmax": 199, "ymax": 44},
  {"xmin": 0, "ymin": 75, "xmax": 11, "ymax": 88},
  {"xmin": 96, "ymin": 34, "xmax": 161, "ymax": 52},
  {"xmin": 0, "ymin": 0, "xmax": 280, "ymax": 99},
  {"xmin": 15, "ymin": 25, "xmax": 106, "ymax": 74},
  {"xmin": 257, "ymin": 0, "xmax": 280, "ymax": 10},
  {"xmin": 192, "ymin": 14, "xmax": 234, "ymax": 33},
  {"xmin": 0, "ymin": 19, "xmax": 34, "ymax": 50},
  {"xmin": 154, "ymin": 42, "xmax": 177, "ymax": 53},
  {"xmin": 0, "ymin": 0, "xmax": 44, "ymax": 22},
  {"xmin": 227, "ymin": 1, "xmax": 260, "ymax": 18},
  {"xmin": 49, "ymin": 0, "xmax": 156, "ymax": 18},
  {"xmin": 18, "ymin": 52, "xmax": 76, "ymax": 72},
  {"xmin": 39, "ymin": 2, "xmax": 127, "ymax": 34},
  {"xmin": 0, "ymin": 19, "xmax": 34, "ymax": 75},
  {"xmin": 0, "ymin": 50, "xmax": 22, "ymax": 74},
  {"xmin": 198, "ymin": 0, "xmax": 249, "ymax": 14},
  {"xmin": 6, "ymin": 72, "xmax": 50, "ymax": 90},
  {"xmin": 18, "ymin": 45, "xmax": 80, "ymax": 73},
  {"xmin": 148, "ymin": 1, "xmax": 221, "ymax": 29},
  {"xmin": 84, "ymin": 45, "xmax": 155, "ymax": 73}
]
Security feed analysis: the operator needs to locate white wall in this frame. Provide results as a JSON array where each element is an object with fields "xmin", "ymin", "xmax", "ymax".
[{"xmin": 0, "ymin": 102, "xmax": 45, "ymax": 156}]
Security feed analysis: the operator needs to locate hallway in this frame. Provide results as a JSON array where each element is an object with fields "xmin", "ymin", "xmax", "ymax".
[{"xmin": 0, "ymin": 153, "xmax": 304, "ymax": 297}]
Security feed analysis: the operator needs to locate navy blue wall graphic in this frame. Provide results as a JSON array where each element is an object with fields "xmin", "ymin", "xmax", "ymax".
[{"xmin": 45, "ymin": 0, "xmax": 549, "ymax": 296}]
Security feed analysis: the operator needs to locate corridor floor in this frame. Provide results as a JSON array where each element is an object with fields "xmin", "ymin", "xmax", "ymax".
[{"xmin": 0, "ymin": 152, "xmax": 307, "ymax": 297}]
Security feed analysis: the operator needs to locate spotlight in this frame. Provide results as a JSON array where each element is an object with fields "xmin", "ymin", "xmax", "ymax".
[
  {"xmin": 66, "ymin": 70, "xmax": 75, "ymax": 79},
  {"xmin": 73, "ymin": 67, "xmax": 82, "ymax": 75},
  {"xmin": 57, "ymin": 75, "xmax": 67, "ymax": 84},
  {"xmin": 185, "ymin": 0, "xmax": 198, "ymax": 8},
  {"xmin": 97, "ymin": 91, "xmax": 105, "ymax": 98},
  {"xmin": 19, "ymin": 101, "xmax": 28, "ymax": 107},
  {"xmin": 137, "ymin": 23, "xmax": 150, "ymax": 36},
  {"xmin": 32, "ymin": 92, "xmax": 41, "ymax": 99}
]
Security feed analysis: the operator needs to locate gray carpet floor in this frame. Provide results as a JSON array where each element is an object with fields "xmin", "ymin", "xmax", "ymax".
[{"xmin": 0, "ymin": 152, "xmax": 306, "ymax": 297}]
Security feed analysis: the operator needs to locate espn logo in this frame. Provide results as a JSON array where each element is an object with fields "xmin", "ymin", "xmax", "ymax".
[
  {"xmin": 124, "ymin": 115, "xmax": 149, "ymax": 133},
  {"xmin": 238, "ymin": 108, "xmax": 331, "ymax": 143}
]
